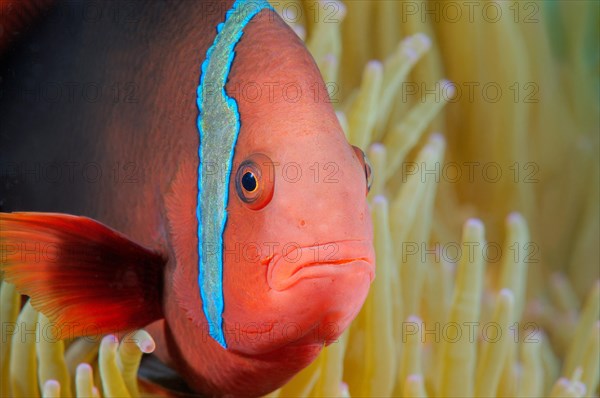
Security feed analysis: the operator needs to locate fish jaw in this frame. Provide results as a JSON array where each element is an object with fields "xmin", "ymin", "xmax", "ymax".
[
  {"xmin": 266, "ymin": 240, "xmax": 375, "ymax": 291},
  {"xmin": 219, "ymin": 238, "xmax": 375, "ymax": 356}
]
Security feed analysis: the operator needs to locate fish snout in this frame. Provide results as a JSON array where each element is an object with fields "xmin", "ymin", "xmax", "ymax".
[{"xmin": 266, "ymin": 240, "xmax": 375, "ymax": 291}]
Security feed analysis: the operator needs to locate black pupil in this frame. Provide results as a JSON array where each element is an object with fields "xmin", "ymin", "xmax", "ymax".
[{"xmin": 242, "ymin": 171, "xmax": 257, "ymax": 192}]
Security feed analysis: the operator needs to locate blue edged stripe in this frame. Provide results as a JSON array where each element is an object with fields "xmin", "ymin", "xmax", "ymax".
[{"xmin": 196, "ymin": 0, "xmax": 274, "ymax": 349}]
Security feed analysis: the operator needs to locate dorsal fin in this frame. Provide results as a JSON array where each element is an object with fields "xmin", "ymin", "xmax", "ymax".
[{"xmin": 0, "ymin": 212, "xmax": 166, "ymax": 339}]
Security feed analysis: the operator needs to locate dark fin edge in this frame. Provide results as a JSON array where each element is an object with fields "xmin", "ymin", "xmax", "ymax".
[{"xmin": 0, "ymin": 0, "xmax": 56, "ymax": 56}]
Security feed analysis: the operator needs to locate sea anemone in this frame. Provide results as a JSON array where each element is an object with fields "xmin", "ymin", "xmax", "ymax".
[{"xmin": 1, "ymin": 0, "xmax": 598, "ymax": 397}]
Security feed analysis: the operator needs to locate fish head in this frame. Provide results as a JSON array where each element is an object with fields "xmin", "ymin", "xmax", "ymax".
[{"xmin": 220, "ymin": 12, "xmax": 375, "ymax": 356}]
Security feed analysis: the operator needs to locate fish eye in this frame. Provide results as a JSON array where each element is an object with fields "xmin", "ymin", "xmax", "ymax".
[
  {"xmin": 241, "ymin": 171, "xmax": 257, "ymax": 192},
  {"xmin": 235, "ymin": 153, "xmax": 275, "ymax": 210},
  {"xmin": 352, "ymin": 145, "xmax": 373, "ymax": 194}
]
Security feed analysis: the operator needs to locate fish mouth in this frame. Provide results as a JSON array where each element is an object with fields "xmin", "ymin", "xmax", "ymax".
[{"xmin": 266, "ymin": 240, "xmax": 375, "ymax": 291}]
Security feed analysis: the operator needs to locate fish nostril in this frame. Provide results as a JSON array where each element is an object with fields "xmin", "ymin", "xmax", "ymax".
[{"xmin": 299, "ymin": 219, "xmax": 306, "ymax": 227}]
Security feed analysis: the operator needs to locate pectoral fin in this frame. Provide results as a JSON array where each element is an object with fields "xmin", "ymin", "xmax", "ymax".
[{"xmin": 0, "ymin": 212, "xmax": 166, "ymax": 339}]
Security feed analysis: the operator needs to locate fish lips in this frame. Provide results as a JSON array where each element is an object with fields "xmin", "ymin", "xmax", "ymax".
[{"xmin": 266, "ymin": 240, "xmax": 375, "ymax": 291}]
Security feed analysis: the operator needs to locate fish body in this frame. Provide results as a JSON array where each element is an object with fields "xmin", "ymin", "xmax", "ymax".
[{"xmin": 0, "ymin": 1, "xmax": 375, "ymax": 395}]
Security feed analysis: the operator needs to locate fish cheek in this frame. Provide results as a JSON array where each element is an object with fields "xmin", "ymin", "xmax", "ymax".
[{"xmin": 221, "ymin": 201, "xmax": 275, "ymax": 352}]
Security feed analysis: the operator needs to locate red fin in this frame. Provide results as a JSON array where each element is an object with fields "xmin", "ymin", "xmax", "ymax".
[{"xmin": 0, "ymin": 212, "xmax": 165, "ymax": 339}]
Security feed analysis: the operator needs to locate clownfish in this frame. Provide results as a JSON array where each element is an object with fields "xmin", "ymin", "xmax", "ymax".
[{"xmin": 0, "ymin": 0, "xmax": 375, "ymax": 395}]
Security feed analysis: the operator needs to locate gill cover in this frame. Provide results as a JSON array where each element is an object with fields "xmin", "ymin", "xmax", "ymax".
[{"xmin": 196, "ymin": 0, "xmax": 274, "ymax": 348}]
